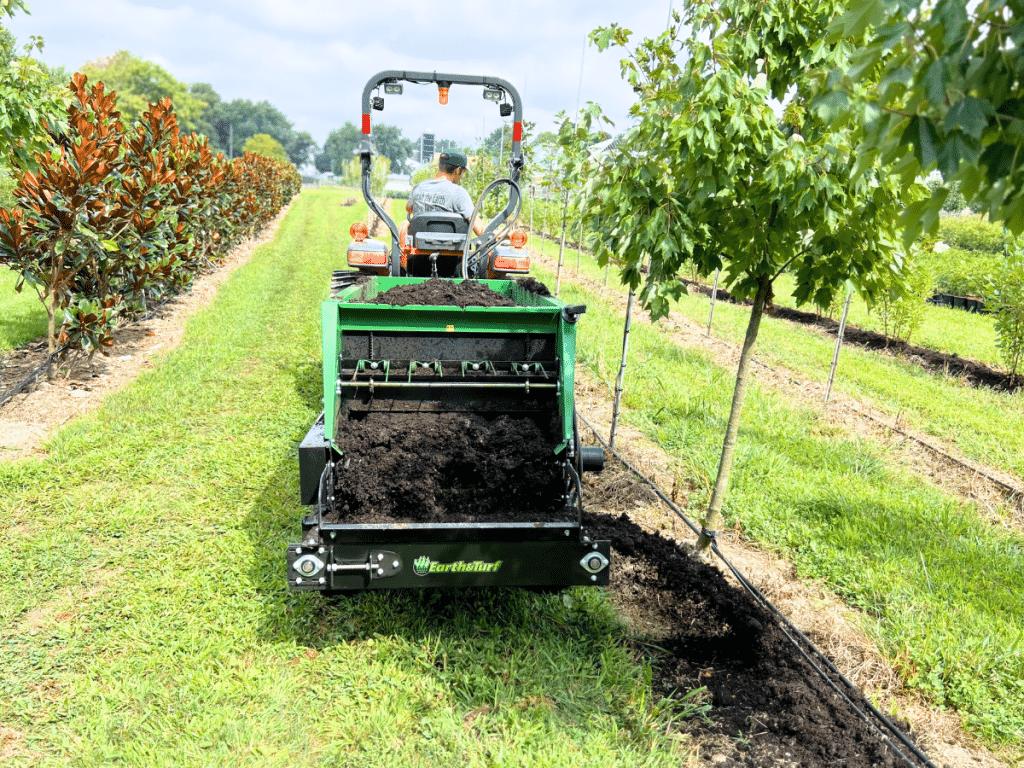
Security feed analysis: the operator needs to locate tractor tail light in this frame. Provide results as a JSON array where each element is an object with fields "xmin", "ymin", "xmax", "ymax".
[
  {"xmin": 509, "ymin": 230, "xmax": 528, "ymax": 248},
  {"xmin": 494, "ymin": 255, "xmax": 531, "ymax": 272},
  {"xmin": 350, "ymin": 222, "xmax": 369, "ymax": 242},
  {"xmin": 348, "ymin": 249, "xmax": 388, "ymax": 266}
]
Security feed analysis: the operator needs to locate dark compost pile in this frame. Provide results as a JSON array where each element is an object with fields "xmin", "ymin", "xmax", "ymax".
[
  {"xmin": 369, "ymin": 277, "xmax": 518, "ymax": 308},
  {"xmin": 328, "ymin": 411, "xmax": 565, "ymax": 524},
  {"xmin": 582, "ymin": 505, "xmax": 929, "ymax": 768},
  {"xmin": 515, "ymin": 276, "xmax": 552, "ymax": 297}
]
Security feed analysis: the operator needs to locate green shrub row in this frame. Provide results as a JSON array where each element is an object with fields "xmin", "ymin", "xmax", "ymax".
[
  {"xmin": 918, "ymin": 248, "xmax": 1004, "ymax": 297},
  {"xmin": 0, "ymin": 73, "xmax": 300, "ymax": 370},
  {"xmin": 937, "ymin": 215, "xmax": 1006, "ymax": 253}
]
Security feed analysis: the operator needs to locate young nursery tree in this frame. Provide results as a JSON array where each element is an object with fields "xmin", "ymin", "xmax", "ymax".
[
  {"xmin": 586, "ymin": 1, "xmax": 919, "ymax": 551},
  {"xmin": 0, "ymin": 1, "xmax": 69, "ymax": 169}
]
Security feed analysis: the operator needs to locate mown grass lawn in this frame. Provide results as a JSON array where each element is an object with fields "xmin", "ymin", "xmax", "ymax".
[
  {"xmin": 0, "ymin": 190, "xmax": 686, "ymax": 768},
  {"xmin": 0, "ymin": 268, "xmax": 48, "ymax": 353},
  {"xmin": 525, "ymin": 247, "xmax": 1024, "ymax": 748}
]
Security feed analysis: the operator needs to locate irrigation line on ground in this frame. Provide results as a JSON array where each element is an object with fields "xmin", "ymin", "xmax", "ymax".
[
  {"xmin": 576, "ymin": 409, "xmax": 939, "ymax": 768},
  {"xmin": 0, "ymin": 342, "xmax": 73, "ymax": 409},
  {"xmin": 0, "ymin": 293, "xmax": 178, "ymax": 411}
]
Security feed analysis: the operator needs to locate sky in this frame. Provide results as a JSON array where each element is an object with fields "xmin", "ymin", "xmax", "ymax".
[{"xmin": 5, "ymin": 0, "xmax": 676, "ymax": 155}]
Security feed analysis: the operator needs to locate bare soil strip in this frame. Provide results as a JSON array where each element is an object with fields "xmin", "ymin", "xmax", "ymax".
[{"xmin": 0, "ymin": 205, "xmax": 291, "ymax": 462}]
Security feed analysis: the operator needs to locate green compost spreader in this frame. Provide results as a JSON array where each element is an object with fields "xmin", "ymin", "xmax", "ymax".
[{"xmin": 287, "ymin": 276, "xmax": 608, "ymax": 594}]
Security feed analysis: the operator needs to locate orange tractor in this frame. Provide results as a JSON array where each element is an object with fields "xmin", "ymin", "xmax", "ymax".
[{"xmin": 345, "ymin": 70, "xmax": 532, "ymax": 281}]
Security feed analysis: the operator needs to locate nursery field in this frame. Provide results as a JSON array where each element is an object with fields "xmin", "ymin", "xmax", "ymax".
[
  {"xmin": 519, "ymin": 230, "xmax": 1024, "ymax": 484},
  {"xmin": 1, "ymin": 191, "xmax": 1021, "ymax": 767}
]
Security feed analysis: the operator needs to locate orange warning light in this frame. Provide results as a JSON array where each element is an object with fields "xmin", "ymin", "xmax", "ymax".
[
  {"xmin": 350, "ymin": 222, "xmax": 368, "ymax": 242},
  {"xmin": 438, "ymin": 87, "xmax": 449, "ymax": 105}
]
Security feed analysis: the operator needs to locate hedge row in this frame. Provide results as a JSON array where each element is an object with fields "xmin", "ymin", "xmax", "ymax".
[
  {"xmin": 0, "ymin": 73, "xmax": 300, "ymax": 367},
  {"xmin": 937, "ymin": 215, "xmax": 1006, "ymax": 254}
]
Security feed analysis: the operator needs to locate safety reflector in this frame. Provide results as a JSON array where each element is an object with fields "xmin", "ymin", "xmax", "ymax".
[
  {"xmin": 348, "ymin": 250, "xmax": 388, "ymax": 266},
  {"xmin": 494, "ymin": 256, "xmax": 530, "ymax": 272},
  {"xmin": 350, "ymin": 222, "xmax": 368, "ymax": 242}
]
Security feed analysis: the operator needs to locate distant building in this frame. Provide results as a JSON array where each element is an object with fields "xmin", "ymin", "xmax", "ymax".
[{"xmin": 419, "ymin": 133, "xmax": 435, "ymax": 164}]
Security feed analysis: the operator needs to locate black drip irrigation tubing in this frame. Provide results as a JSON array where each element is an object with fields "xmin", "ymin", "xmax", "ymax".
[
  {"xmin": 577, "ymin": 410, "xmax": 939, "ymax": 768},
  {"xmin": 0, "ymin": 295, "xmax": 176, "ymax": 411}
]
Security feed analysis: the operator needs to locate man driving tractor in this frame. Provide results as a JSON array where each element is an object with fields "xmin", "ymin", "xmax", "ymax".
[{"xmin": 406, "ymin": 150, "xmax": 485, "ymax": 236}]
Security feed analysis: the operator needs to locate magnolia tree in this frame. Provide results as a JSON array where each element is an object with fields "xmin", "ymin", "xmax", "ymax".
[{"xmin": 584, "ymin": 0, "xmax": 920, "ymax": 550}]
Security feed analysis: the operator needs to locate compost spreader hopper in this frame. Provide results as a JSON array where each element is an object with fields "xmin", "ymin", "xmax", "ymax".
[{"xmin": 286, "ymin": 72, "xmax": 607, "ymax": 594}]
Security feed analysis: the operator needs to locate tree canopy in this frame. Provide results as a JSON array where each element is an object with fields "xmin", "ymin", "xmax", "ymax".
[
  {"xmin": 818, "ymin": 0, "xmax": 1024, "ymax": 239},
  {"xmin": 79, "ymin": 51, "xmax": 205, "ymax": 133},
  {"xmin": 242, "ymin": 133, "xmax": 290, "ymax": 165},
  {"xmin": 315, "ymin": 121, "xmax": 362, "ymax": 174},
  {"xmin": 371, "ymin": 124, "xmax": 413, "ymax": 174},
  {"xmin": 584, "ymin": 0, "xmax": 918, "ymax": 548},
  {"xmin": 0, "ymin": 1, "xmax": 69, "ymax": 169},
  {"xmin": 189, "ymin": 88, "xmax": 312, "ymax": 166}
]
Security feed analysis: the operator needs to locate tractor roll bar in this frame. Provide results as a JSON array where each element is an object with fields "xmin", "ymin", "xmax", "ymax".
[
  {"xmin": 361, "ymin": 70, "xmax": 524, "ymax": 166},
  {"xmin": 358, "ymin": 71, "xmax": 526, "ymax": 273}
]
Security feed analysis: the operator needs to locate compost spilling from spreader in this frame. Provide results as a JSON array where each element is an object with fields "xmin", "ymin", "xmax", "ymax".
[
  {"xmin": 328, "ymin": 411, "xmax": 566, "ymax": 524},
  {"xmin": 581, "ymin": 507, "xmax": 927, "ymax": 768}
]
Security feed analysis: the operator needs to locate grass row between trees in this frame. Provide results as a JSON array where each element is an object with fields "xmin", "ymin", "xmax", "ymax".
[
  {"xmin": 522, "ymin": 231, "xmax": 1024, "ymax": 482},
  {"xmin": 0, "ymin": 189, "xmax": 690, "ymax": 768}
]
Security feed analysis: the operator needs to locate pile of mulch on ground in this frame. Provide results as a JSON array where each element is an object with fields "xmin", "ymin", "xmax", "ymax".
[
  {"xmin": 584, "ymin": 509, "xmax": 928, "ymax": 768},
  {"xmin": 369, "ymin": 277, "xmax": 518, "ymax": 308},
  {"xmin": 684, "ymin": 278, "xmax": 1020, "ymax": 392},
  {"xmin": 515, "ymin": 276, "xmax": 552, "ymax": 297},
  {"xmin": 327, "ymin": 410, "xmax": 566, "ymax": 524}
]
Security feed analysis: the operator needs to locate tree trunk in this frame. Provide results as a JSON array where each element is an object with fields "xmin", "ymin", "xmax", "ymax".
[
  {"xmin": 45, "ymin": 288, "xmax": 58, "ymax": 382},
  {"xmin": 696, "ymin": 274, "xmax": 772, "ymax": 552},
  {"xmin": 555, "ymin": 191, "xmax": 569, "ymax": 297}
]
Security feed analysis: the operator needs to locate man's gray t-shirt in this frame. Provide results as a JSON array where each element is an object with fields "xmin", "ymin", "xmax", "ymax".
[{"xmin": 408, "ymin": 177, "xmax": 474, "ymax": 223}]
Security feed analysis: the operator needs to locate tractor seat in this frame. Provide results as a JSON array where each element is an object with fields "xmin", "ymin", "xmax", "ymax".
[{"xmin": 408, "ymin": 211, "xmax": 469, "ymax": 252}]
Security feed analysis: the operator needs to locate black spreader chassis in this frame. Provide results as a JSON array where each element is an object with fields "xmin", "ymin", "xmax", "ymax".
[{"xmin": 287, "ymin": 418, "xmax": 610, "ymax": 593}]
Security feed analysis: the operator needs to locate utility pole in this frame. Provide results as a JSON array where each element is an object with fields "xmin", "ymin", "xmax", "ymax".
[{"xmin": 228, "ymin": 123, "xmax": 233, "ymax": 159}]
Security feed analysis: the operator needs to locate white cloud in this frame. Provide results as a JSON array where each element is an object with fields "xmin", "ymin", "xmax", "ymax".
[{"xmin": 5, "ymin": 0, "xmax": 672, "ymax": 145}]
